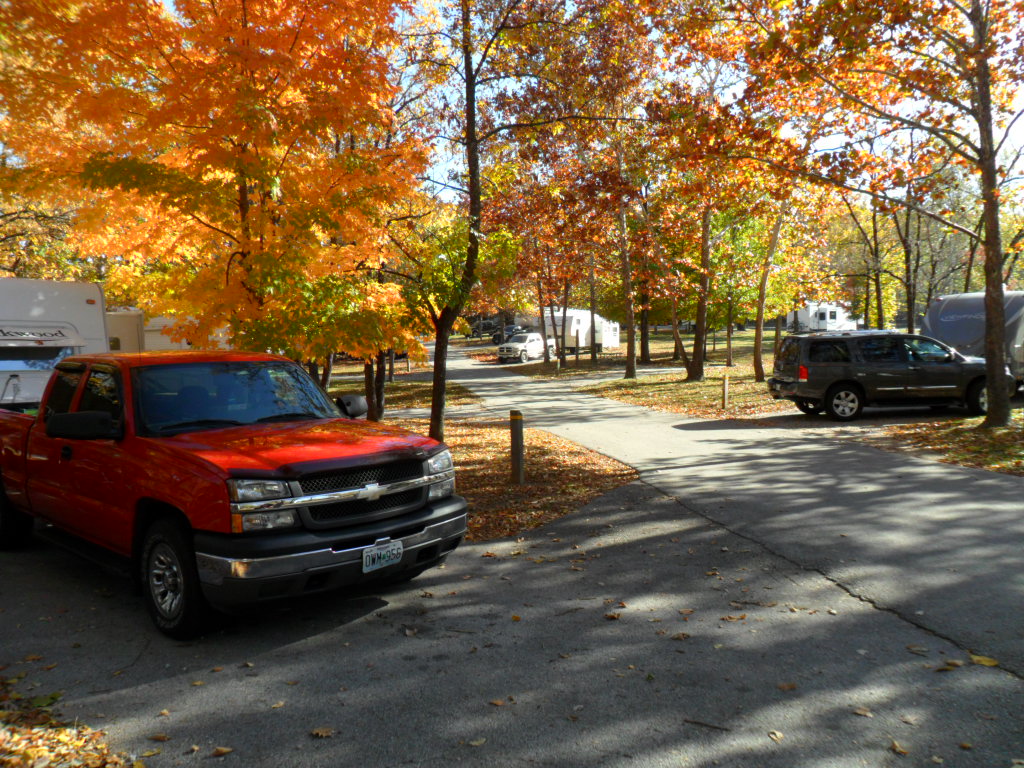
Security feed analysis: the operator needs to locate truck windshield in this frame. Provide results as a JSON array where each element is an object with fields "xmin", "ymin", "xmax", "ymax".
[{"xmin": 133, "ymin": 361, "xmax": 339, "ymax": 435}]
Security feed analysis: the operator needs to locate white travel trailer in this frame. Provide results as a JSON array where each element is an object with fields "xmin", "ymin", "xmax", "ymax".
[
  {"xmin": 105, "ymin": 311, "xmax": 222, "ymax": 352},
  {"xmin": 544, "ymin": 308, "xmax": 621, "ymax": 353},
  {"xmin": 0, "ymin": 278, "xmax": 108, "ymax": 410},
  {"xmin": 788, "ymin": 302, "xmax": 857, "ymax": 332}
]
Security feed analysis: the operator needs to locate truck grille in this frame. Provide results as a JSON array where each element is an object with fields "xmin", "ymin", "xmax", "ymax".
[
  {"xmin": 298, "ymin": 459, "xmax": 422, "ymax": 495},
  {"xmin": 306, "ymin": 489, "xmax": 423, "ymax": 523}
]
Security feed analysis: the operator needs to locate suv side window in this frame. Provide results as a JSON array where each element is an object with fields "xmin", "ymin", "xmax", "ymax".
[
  {"xmin": 808, "ymin": 340, "xmax": 851, "ymax": 363},
  {"xmin": 857, "ymin": 337, "xmax": 903, "ymax": 362},
  {"xmin": 904, "ymin": 338, "xmax": 951, "ymax": 363}
]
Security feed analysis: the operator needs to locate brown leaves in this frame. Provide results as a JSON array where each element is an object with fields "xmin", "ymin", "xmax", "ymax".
[
  {"xmin": 389, "ymin": 417, "xmax": 637, "ymax": 542},
  {"xmin": 0, "ymin": 675, "xmax": 127, "ymax": 767}
]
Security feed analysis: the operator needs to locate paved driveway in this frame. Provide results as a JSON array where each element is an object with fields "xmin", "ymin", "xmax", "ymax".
[{"xmin": 0, "ymin": 350, "xmax": 1021, "ymax": 767}]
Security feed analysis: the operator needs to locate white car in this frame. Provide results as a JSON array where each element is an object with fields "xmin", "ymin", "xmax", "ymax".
[{"xmin": 497, "ymin": 332, "xmax": 555, "ymax": 363}]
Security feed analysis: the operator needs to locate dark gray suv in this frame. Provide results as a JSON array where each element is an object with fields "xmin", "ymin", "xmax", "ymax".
[{"xmin": 768, "ymin": 331, "xmax": 1009, "ymax": 421}]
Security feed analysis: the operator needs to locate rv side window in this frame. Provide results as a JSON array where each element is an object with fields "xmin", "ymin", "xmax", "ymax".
[{"xmin": 45, "ymin": 364, "xmax": 85, "ymax": 420}]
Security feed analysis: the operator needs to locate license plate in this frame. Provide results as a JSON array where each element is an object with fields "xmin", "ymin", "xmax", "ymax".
[{"xmin": 362, "ymin": 540, "xmax": 404, "ymax": 573}]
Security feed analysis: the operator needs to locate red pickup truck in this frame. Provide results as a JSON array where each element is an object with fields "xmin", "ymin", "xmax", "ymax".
[{"xmin": 0, "ymin": 351, "xmax": 467, "ymax": 638}]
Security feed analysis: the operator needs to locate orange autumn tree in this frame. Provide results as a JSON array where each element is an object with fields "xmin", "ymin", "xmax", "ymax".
[{"xmin": 0, "ymin": 0, "xmax": 421, "ymax": 356}]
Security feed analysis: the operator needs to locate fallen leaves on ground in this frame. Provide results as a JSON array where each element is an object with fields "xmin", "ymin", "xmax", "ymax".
[
  {"xmin": 0, "ymin": 675, "xmax": 128, "ymax": 767},
  {"xmin": 881, "ymin": 418, "xmax": 1024, "ymax": 476},
  {"xmin": 388, "ymin": 417, "xmax": 639, "ymax": 541}
]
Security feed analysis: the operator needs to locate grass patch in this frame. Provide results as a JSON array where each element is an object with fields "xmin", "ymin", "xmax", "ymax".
[{"xmin": 883, "ymin": 417, "xmax": 1024, "ymax": 475}]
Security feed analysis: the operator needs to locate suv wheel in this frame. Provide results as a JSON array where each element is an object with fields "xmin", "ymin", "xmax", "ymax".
[
  {"xmin": 825, "ymin": 384, "xmax": 863, "ymax": 421},
  {"xmin": 966, "ymin": 379, "xmax": 987, "ymax": 415},
  {"xmin": 794, "ymin": 399, "xmax": 822, "ymax": 416}
]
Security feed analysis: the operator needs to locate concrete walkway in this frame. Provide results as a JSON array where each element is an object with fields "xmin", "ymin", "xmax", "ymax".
[{"xmin": 0, "ymin": 349, "xmax": 1021, "ymax": 768}]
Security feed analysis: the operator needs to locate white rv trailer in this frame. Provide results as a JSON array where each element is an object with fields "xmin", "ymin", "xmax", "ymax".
[
  {"xmin": 0, "ymin": 278, "xmax": 108, "ymax": 410},
  {"xmin": 787, "ymin": 302, "xmax": 857, "ymax": 332},
  {"xmin": 544, "ymin": 308, "xmax": 620, "ymax": 353}
]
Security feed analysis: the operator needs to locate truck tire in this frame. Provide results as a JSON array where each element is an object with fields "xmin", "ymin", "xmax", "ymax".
[
  {"xmin": 0, "ymin": 487, "xmax": 33, "ymax": 550},
  {"xmin": 824, "ymin": 383, "xmax": 863, "ymax": 421},
  {"xmin": 140, "ymin": 518, "xmax": 207, "ymax": 639},
  {"xmin": 965, "ymin": 379, "xmax": 987, "ymax": 415},
  {"xmin": 519, "ymin": 350, "xmax": 528, "ymax": 363}
]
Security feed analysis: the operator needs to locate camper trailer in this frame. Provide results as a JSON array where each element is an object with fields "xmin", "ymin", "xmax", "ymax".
[
  {"xmin": 545, "ymin": 309, "xmax": 620, "ymax": 353},
  {"xmin": 105, "ymin": 311, "xmax": 222, "ymax": 352},
  {"xmin": 0, "ymin": 278, "xmax": 108, "ymax": 410},
  {"xmin": 788, "ymin": 302, "xmax": 857, "ymax": 332},
  {"xmin": 920, "ymin": 291, "xmax": 1024, "ymax": 383}
]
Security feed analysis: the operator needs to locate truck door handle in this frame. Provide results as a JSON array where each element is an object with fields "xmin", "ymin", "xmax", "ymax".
[{"xmin": 60, "ymin": 446, "xmax": 73, "ymax": 461}]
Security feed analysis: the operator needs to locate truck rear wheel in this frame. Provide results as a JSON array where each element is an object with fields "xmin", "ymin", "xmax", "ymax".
[
  {"xmin": 0, "ymin": 488, "xmax": 33, "ymax": 550},
  {"xmin": 140, "ymin": 519, "xmax": 207, "ymax": 639}
]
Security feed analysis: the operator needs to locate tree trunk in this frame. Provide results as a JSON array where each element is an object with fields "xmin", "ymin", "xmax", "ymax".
[
  {"xmin": 320, "ymin": 353, "xmax": 333, "ymax": 389},
  {"xmin": 589, "ymin": 256, "xmax": 598, "ymax": 362},
  {"xmin": 873, "ymin": 270, "xmax": 884, "ymax": 328},
  {"xmin": 639, "ymin": 288, "xmax": 651, "ymax": 364},
  {"xmin": 973, "ymin": 0, "xmax": 1010, "ymax": 426},
  {"xmin": 374, "ymin": 351, "xmax": 386, "ymax": 419},
  {"xmin": 754, "ymin": 209, "xmax": 786, "ymax": 381},
  {"xmin": 686, "ymin": 204, "xmax": 712, "ymax": 381},
  {"xmin": 537, "ymin": 278, "xmax": 551, "ymax": 364},
  {"xmin": 726, "ymin": 297, "xmax": 734, "ymax": 367},
  {"xmin": 364, "ymin": 361, "xmax": 378, "ymax": 421}
]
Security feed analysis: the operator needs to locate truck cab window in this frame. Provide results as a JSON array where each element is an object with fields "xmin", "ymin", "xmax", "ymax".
[
  {"xmin": 44, "ymin": 365, "xmax": 85, "ymax": 420},
  {"xmin": 79, "ymin": 368, "xmax": 123, "ymax": 424}
]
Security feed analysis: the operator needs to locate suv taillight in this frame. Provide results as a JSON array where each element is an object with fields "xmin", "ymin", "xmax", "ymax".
[{"xmin": 798, "ymin": 364, "xmax": 809, "ymax": 382}]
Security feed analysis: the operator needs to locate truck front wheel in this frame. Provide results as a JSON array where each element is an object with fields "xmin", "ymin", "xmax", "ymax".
[
  {"xmin": 140, "ymin": 519, "xmax": 207, "ymax": 639},
  {"xmin": 0, "ymin": 488, "xmax": 33, "ymax": 550}
]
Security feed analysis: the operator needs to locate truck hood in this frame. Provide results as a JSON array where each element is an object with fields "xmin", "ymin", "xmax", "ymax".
[{"xmin": 154, "ymin": 418, "xmax": 438, "ymax": 476}]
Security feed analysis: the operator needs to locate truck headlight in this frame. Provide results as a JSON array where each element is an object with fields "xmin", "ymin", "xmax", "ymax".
[
  {"xmin": 426, "ymin": 449, "xmax": 454, "ymax": 474},
  {"xmin": 426, "ymin": 449, "xmax": 455, "ymax": 500},
  {"xmin": 227, "ymin": 479, "xmax": 290, "ymax": 502}
]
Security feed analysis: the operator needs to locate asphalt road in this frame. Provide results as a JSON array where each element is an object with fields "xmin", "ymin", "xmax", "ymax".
[{"xmin": 1, "ymin": 349, "xmax": 1021, "ymax": 768}]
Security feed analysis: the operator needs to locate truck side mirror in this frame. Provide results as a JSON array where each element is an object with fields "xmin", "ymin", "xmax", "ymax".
[
  {"xmin": 46, "ymin": 410, "xmax": 122, "ymax": 440},
  {"xmin": 336, "ymin": 395, "xmax": 368, "ymax": 419}
]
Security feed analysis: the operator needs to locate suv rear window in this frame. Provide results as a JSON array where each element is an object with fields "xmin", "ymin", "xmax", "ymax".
[
  {"xmin": 808, "ymin": 340, "xmax": 851, "ymax": 363},
  {"xmin": 776, "ymin": 338, "xmax": 800, "ymax": 364}
]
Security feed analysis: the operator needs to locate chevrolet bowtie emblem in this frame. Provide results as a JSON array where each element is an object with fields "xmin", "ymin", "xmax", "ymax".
[{"xmin": 360, "ymin": 483, "xmax": 385, "ymax": 502}]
